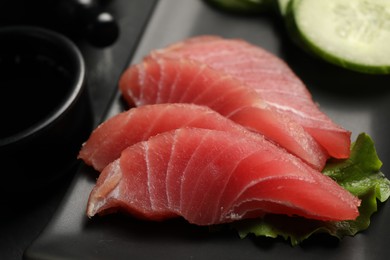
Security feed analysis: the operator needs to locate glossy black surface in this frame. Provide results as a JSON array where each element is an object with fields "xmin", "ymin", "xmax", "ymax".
[
  {"xmin": 0, "ymin": 1, "xmax": 157, "ymax": 260},
  {"xmin": 0, "ymin": 26, "xmax": 92, "ymax": 196},
  {"xmin": 0, "ymin": 0, "xmax": 120, "ymax": 48},
  {"xmin": 22, "ymin": 0, "xmax": 390, "ymax": 259}
]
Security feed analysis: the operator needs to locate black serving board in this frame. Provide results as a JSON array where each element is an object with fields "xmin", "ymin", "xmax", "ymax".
[
  {"xmin": 25, "ymin": 1, "xmax": 390, "ymax": 259},
  {"xmin": 0, "ymin": 1, "xmax": 157, "ymax": 260}
]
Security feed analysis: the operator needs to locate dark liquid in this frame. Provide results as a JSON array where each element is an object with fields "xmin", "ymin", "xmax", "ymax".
[{"xmin": 0, "ymin": 53, "xmax": 72, "ymax": 138}]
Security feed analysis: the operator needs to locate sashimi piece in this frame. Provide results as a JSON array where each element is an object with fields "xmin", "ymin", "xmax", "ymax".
[
  {"xmin": 87, "ymin": 128, "xmax": 360, "ymax": 226},
  {"xmin": 151, "ymin": 35, "xmax": 351, "ymax": 159},
  {"xmin": 119, "ymin": 56, "xmax": 328, "ymax": 170},
  {"xmin": 78, "ymin": 103, "xmax": 248, "ymax": 172}
]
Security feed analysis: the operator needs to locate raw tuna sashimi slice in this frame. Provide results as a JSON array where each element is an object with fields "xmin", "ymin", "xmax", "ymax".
[
  {"xmin": 151, "ymin": 35, "xmax": 351, "ymax": 159},
  {"xmin": 78, "ymin": 103, "xmax": 249, "ymax": 172},
  {"xmin": 119, "ymin": 56, "xmax": 327, "ymax": 170},
  {"xmin": 87, "ymin": 128, "xmax": 360, "ymax": 226}
]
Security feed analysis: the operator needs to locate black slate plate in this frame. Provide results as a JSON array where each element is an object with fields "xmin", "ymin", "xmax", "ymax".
[{"xmin": 25, "ymin": 1, "xmax": 390, "ymax": 259}]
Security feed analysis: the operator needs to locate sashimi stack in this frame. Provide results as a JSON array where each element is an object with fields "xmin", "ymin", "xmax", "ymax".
[{"xmin": 79, "ymin": 35, "xmax": 360, "ymax": 226}]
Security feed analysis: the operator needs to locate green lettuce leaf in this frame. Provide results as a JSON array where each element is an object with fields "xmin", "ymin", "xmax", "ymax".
[{"xmin": 232, "ymin": 133, "xmax": 390, "ymax": 246}]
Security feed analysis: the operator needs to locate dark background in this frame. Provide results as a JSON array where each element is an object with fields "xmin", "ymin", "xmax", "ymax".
[{"xmin": 0, "ymin": 1, "xmax": 157, "ymax": 259}]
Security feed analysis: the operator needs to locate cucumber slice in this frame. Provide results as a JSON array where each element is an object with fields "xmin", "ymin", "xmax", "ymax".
[
  {"xmin": 290, "ymin": 0, "xmax": 390, "ymax": 74},
  {"xmin": 204, "ymin": 0, "xmax": 275, "ymax": 14}
]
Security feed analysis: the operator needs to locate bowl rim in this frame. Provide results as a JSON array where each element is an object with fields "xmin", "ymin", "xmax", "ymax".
[{"xmin": 0, "ymin": 25, "xmax": 86, "ymax": 148}]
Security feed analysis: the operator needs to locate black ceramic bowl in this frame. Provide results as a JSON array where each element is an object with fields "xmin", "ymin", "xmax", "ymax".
[{"xmin": 0, "ymin": 26, "xmax": 93, "ymax": 195}]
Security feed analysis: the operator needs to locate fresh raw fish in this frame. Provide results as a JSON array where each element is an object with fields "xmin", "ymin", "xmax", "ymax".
[
  {"xmin": 87, "ymin": 128, "xmax": 360, "ymax": 226},
  {"xmin": 119, "ymin": 57, "xmax": 327, "ymax": 170},
  {"xmin": 78, "ymin": 103, "xmax": 250, "ymax": 172},
  {"xmin": 150, "ymin": 35, "xmax": 351, "ymax": 159}
]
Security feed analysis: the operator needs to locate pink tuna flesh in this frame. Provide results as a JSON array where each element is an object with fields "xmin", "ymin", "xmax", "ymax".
[{"xmin": 87, "ymin": 128, "xmax": 360, "ymax": 226}]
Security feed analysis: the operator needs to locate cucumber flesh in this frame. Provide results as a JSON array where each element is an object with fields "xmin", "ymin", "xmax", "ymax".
[{"xmin": 291, "ymin": 0, "xmax": 390, "ymax": 74}]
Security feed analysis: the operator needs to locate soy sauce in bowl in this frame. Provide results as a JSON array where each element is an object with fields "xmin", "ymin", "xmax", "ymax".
[
  {"xmin": 0, "ymin": 26, "xmax": 93, "ymax": 195},
  {"xmin": 1, "ymin": 46, "xmax": 71, "ymax": 138}
]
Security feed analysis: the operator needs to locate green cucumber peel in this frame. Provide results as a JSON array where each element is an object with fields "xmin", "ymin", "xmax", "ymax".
[
  {"xmin": 288, "ymin": 0, "xmax": 390, "ymax": 74},
  {"xmin": 205, "ymin": 0, "xmax": 390, "ymax": 74},
  {"xmin": 277, "ymin": 0, "xmax": 291, "ymax": 16},
  {"xmin": 203, "ymin": 0, "xmax": 276, "ymax": 14},
  {"xmin": 233, "ymin": 133, "xmax": 390, "ymax": 246}
]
